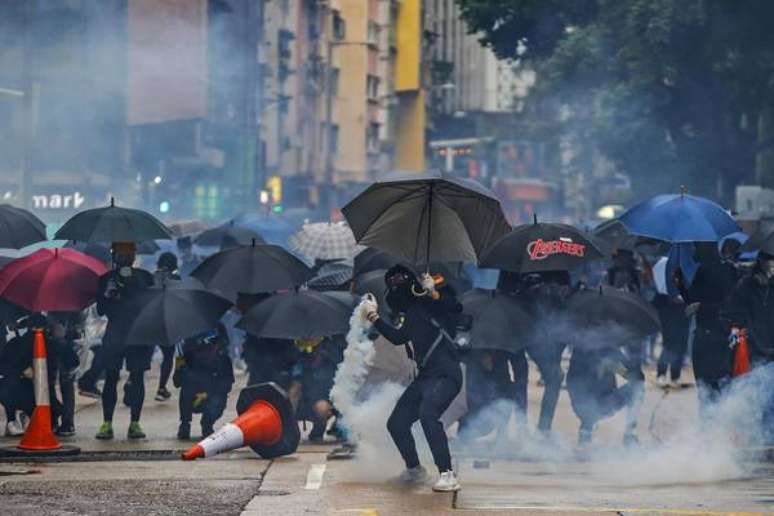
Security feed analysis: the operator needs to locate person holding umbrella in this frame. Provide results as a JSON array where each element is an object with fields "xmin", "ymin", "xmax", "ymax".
[
  {"xmin": 152, "ymin": 252, "xmax": 180, "ymax": 402},
  {"xmin": 676, "ymin": 242, "xmax": 737, "ymax": 415},
  {"xmin": 95, "ymin": 242, "xmax": 155, "ymax": 440},
  {"xmin": 364, "ymin": 265, "xmax": 464, "ymax": 493}
]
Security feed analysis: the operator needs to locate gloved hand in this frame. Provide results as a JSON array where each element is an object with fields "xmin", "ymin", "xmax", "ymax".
[
  {"xmin": 362, "ymin": 293, "xmax": 379, "ymax": 323},
  {"xmin": 420, "ymin": 273, "xmax": 436, "ymax": 293}
]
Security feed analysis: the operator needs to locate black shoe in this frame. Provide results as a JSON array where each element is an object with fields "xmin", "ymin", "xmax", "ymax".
[
  {"xmin": 155, "ymin": 387, "xmax": 171, "ymax": 402},
  {"xmin": 55, "ymin": 425, "xmax": 75, "ymax": 437},
  {"xmin": 177, "ymin": 422, "xmax": 191, "ymax": 440},
  {"xmin": 201, "ymin": 424, "xmax": 214, "ymax": 438}
]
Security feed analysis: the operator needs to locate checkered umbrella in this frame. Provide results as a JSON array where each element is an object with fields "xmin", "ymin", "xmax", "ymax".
[{"xmin": 289, "ymin": 222, "xmax": 363, "ymax": 261}]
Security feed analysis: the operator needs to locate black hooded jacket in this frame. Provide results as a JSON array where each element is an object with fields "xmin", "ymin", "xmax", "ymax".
[
  {"xmin": 727, "ymin": 270, "xmax": 774, "ymax": 362},
  {"xmin": 373, "ymin": 286, "xmax": 462, "ymax": 379}
]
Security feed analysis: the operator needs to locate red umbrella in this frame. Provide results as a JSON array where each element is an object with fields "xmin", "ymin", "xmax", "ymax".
[{"xmin": 0, "ymin": 248, "xmax": 108, "ymax": 312}]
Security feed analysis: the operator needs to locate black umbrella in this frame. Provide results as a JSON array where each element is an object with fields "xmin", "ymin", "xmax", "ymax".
[
  {"xmin": 593, "ymin": 219, "xmax": 669, "ymax": 256},
  {"xmin": 0, "ymin": 205, "xmax": 47, "ymax": 249},
  {"xmin": 194, "ymin": 221, "xmax": 266, "ymax": 248},
  {"xmin": 566, "ymin": 285, "xmax": 661, "ymax": 346},
  {"xmin": 115, "ymin": 278, "xmax": 232, "ymax": 346},
  {"xmin": 353, "ymin": 247, "xmax": 464, "ymax": 279},
  {"xmin": 480, "ymin": 216, "xmax": 604, "ymax": 273},
  {"xmin": 741, "ymin": 220, "xmax": 774, "ymax": 255},
  {"xmin": 308, "ymin": 262, "xmax": 354, "ymax": 291},
  {"xmin": 342, "ymin": 171, "xmax": 511, "ymax": 267},
  {"xmin": 460, "ymin": 289, "xmax": 532, "ymax": 353},
  {"xmin": 54, "ymin": 198, "xmax": 173, "ymax": 243},
  {"xmin": 191, "ymin": 242, "xmax": 313, "ymax": 300},
  {"xmin": 236, "ymin": 290, "xmax": 355, "ymax": 339}
]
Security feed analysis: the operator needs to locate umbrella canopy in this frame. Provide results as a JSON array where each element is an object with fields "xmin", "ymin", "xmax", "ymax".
[
  {"xmin": 114, "ymin": 278, "xmax": 232, "ymax": 346},
  {"xmin": 191, "ymin": 242, "xmax": 313, "ymax": 300},
  {"xmin": 194, "ymin": 221, "xmax": 266, "ymax": 248},
  {"xmin": 289, "ymin": 221, "xmax": 363, "ymax": 261},
  {"xmin": 168, "ymin": 220, "xmax": 211, "ymax": 238},
  {"xmin": 741, "ymin": 222, "xmax": 774, "ymax": 255},
  {"xmin": 352, "ymin": 247, "xmax": 463, "ymax": 279},
  {"xmin": 237, "ymin": 290, "xmax": 355, "ymax": 339},
  {"xmin": 54, "ymin": 198, "xmax": 173, "ymax": 243},
  {"xmin": 0, "ymin": 248, "xmax": 108, "ymax": 312},
  {"xmin": 567, "ymin": 285, "xmax": 661, "ymax": 346},
  {"xmin": 480, "ymin": 218, "xmax": 604, "ymax": 273},
  {"xmin": 308, "ymin": 262, "xmax": 354, "ymax": 291},
  {"xmin": 231, "ymin": 212, "xmax": 296, "ymax": 246},
  {"xmin": 0, "ymin": 205, "xmax": 47, "ymax": 250},
  {"xmin": 352, "ymin": 268, "xmax": 390, "ymax": 317},
  {"xmin": 618, "ymin": 193, "xmax": 740, "ymax": 243},
  {"xmin": 342, "ymin": 171, "xmax": 511, "ymax": 266},
  {"xmin": 460, "ymin": 289, "xmax": 532, "ymax": 353}
]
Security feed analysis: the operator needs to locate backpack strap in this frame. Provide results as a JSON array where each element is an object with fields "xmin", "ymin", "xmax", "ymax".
[{"xmin": 420, "ymin": 318, "xmax": 452, "ymax": 369}]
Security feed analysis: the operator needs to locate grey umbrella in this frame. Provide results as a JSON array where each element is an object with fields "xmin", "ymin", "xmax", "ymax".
[
  {"xmin": 460, "ymin": 289, "xmax": 533, "ymax": 353},
  {"xmin": 342, "ymin": 171, "xmax": 510, "ymax": 267}
]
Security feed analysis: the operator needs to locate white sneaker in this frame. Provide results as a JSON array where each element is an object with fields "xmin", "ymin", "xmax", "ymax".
[
  {"xmin": 656, "ymin": 375, "xmax": 669, "ymax": 388},
  {"xmin": 398, "ymin": 465, "xmax": 428, "ymax": 484},
  {"xmin": 5, "ymin": 421, "xmax": 24, "ymax": 437},
  {"xmin": 432, "ymin": 470, "xmax": 460, "ymax": 492}
]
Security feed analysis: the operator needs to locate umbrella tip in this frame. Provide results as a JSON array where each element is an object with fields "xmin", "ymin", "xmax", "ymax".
[
  {"xmin": 251, "ymin": 238, "xmax": 256, "ymax": 247},
  {"xmin": 680, "ymin": 185, "xmax": 687, "ymax": 196},
  {"xmin": 110, "ymin": 196, "xmax": 115, "ymax": 207},
  {"xmin": 533, "ymin": 213, "xmax": 538, "ymax": 225}
]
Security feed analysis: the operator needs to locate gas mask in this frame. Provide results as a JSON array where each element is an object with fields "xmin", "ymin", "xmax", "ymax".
[{"xmin": 114, "ymin": 254, "xmax": 135, "ymax": 278}]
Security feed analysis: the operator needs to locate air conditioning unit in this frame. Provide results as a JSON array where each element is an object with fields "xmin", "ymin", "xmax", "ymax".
[{"xmin": 736, "ymin": 185, "xmax": 774, "ymax": 220}]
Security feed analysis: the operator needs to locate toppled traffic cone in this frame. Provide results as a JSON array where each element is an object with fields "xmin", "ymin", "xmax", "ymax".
[
  {"xmin": 182, "ymin": 382, "xmax": 300, "ymax": 461},
  {"xmin": 733, "ymin": 329, "xmax": 751, "ymax": 377},
  {"xmin": 0, "ymin": 329, "xmax": 79, "ymax": 458}
]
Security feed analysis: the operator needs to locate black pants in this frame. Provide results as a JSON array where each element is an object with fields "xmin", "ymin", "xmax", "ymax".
[
  {"xmin": 692, "ymin": 326, "xmax": 732, "ymax": 416},
  {"xmin": 527, "ymin": 342, "xmax": 566, "ymax": 432},
  {"xmin": 657, "ymin": 331, "xmax": 688, "ymax": 381},
  {"xmin": 58, "ymin": 367, "xmax": 76, "ymax": 428},
  {"xmin": 386, "ymin": 366, "xmax": 461, "ymax": 473},
  {"xmin": 101, "ymin": 347, "xmax": 153, "ymax": 423},
  {"xmin": 178, "ymin": 372, "xmax": 229, "ymax": 428},
  {"xmin": 158, "ymin": 345, "xmax": 175, "ymax": 391},
  {"xmin": 512, "ymin": 350, "xmax": 529, "ymax": 424}
]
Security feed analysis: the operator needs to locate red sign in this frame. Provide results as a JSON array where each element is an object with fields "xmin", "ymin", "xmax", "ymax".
[{"xmin": 527, "ymin": 239, "xmax": 586, "ymax": 261}]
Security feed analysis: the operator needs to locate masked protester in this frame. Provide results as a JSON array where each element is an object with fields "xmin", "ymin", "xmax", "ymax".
[
  {"xmin": 152, "ymin": 252, "xmax": 181, "ymax": 403},
  {"xmin": 676, "ymin": 242, "xmax": 737, "ymax": 416},
  {"xmin": 726, "ymin": 251, "xmax": 774, "ymax": 443},
  {"xmin": 296, "ymin": 335, "xmax": 346, "ymax": 443},
  {"xmin": 94, "ymin": 242, "xmax": 155, "ymax": 440},
  {"xmin": 458, "ymin": 349, "xmax": 517, "ymax": 444},
  {"xmin": 173, "ymin": 324, "xmax": 233, "ymax": 439},
  {"xmin": 510, "ymin": 271, "xmax": 573, "ymax": 436},
  {"xmin": 365, "ymin": 265, "xmax": 463, "ymax": 492},
  {"xmin": 567, "ymin": 343, "xmax": 644, "ymax": 445}
]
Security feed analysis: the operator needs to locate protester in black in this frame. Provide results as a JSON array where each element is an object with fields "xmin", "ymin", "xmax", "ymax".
[
  {"xmin": 95, "ymin": 242, "xmax": 155, "ymax": 440},
  {"xmin": 677, "ymin": 242, "xmax": 737, "ymax": 414},
  {"xmin": 174, "ymin": 324, "xmax": 234, "ymax": 439},
  {"xmin": 566, "ymin": 344, "xmax": 644, "ymax": 445},
  {"xmin": 47, "ymin": 312, "xmax": 83, "ymax": 436},
  {"xmin": 366, "ymin": 265, "xmax": 462, "ymax": 492},
  {"xmin": 153, "ymin": 252, "xmax": 181, "ymax": 402},
  {"xmin": 607, "ymin": 249, "xmax": 641, "ymax": 293},
  {"xmin": 653, "ymin": 292, "xmax": 688, "ymax": 385},
  {"xmin": 297, "ymin": 335, "xmax": 346, "ymax": 443}
]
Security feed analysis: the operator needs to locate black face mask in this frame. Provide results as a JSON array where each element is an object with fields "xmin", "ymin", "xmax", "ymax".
[{"xmin": 386, "ymin": 284, "xmax": 413, "ymax": 313}]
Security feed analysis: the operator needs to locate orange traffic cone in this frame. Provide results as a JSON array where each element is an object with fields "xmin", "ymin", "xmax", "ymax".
[
  {"xmin": 0, "ymin": 328, "xmax": 79, "ymax": 458},
  {"xmin": 182, "ymin": 382, "xmax": 300, "ymax": 461},
  {"xmin": 18, "ymin": 329, "xmax": 60, "ymax": 451},
  {"xmin": 732, "ymin": 329, "xmax": 751, "ymax": 377}
]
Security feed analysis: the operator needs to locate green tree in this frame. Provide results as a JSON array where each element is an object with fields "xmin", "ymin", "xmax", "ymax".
[{"xmin": 456, "ymin": 0, "xmax": 774, "ymax": 202}]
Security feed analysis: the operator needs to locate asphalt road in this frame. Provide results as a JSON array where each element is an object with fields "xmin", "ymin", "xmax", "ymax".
[{"xmin": 0, "ymin": 360, "xmax": 772, "ymax": 515}]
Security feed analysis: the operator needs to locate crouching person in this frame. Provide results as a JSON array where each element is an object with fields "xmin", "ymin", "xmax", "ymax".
[
  {"xmin": 566, "ymin": 344, "xmax": 644, "ymax": 446},
  {"xmin": 174, "ymin": 324, "xmax": 234, "ymax": 440}
]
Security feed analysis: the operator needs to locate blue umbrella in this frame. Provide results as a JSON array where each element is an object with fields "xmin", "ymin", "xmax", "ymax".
[{"xmin": 619, "ymin": 193, "xmax": 740, "ymax": 243}]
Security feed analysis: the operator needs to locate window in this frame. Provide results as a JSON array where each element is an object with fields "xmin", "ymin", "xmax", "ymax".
[
  {"xmin": 367, "ymin": 21, "xmax": 379, "ymax": 45},
  {"xmin": 367, "ymin": 123, "xmax": 380, "ymax": 153},
  {"xmin": 366, "ymin": 75, "xmax": 379, "ymax": 101}
]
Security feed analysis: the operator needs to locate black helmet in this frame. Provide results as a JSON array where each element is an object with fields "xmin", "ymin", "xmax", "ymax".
[{"xmin": 157, "ymin": 252, "xmax": 178, "ymax": 271}]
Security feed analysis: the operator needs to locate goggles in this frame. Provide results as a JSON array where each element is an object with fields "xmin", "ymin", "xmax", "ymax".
[{"xmin": 386, "ymin": 272, "xmax": 412, "ymax": 287}]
